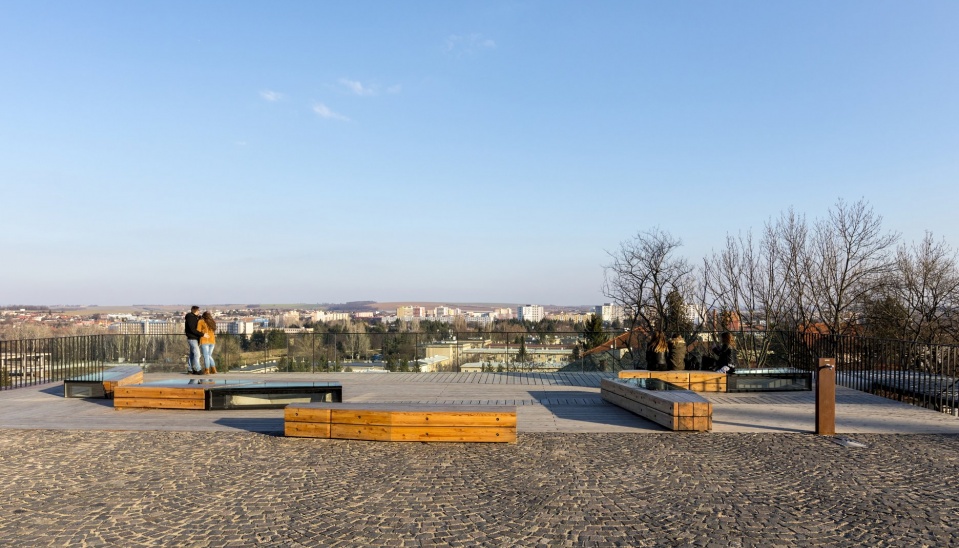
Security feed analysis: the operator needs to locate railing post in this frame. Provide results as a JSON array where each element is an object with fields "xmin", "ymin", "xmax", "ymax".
[{"xmin": 816, "ymin": 357, "xmax": 836, "ymax": 435}]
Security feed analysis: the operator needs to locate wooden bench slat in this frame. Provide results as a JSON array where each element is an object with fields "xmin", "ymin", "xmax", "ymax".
[
  {"xmin": 618, "ymin": 370, "xmax": 727, "ymax": 393},
  {"xmin": 285, "ymin": 406, "xmax": 333, "ymax": 423},
  {"xmin": 331, "ymin": 424, "xmax": 393, "ymax": 441},
  {"xmin": 390, "ymin": 426, "xmax": 517, "ymax": 443},
  {"xmin": 114, "ymin": 397, "xmax": 205, "ymax": 410},
  {"xmin": 390, "ymin": 410, "xmax": 516, "ymax": 428},
  {"xmin": 602, "ymin": 390, "xmax": 681, "ymax": 430},
  {"xmin": 114, "ymin": 387, "xmax": 206, "ymax": 399},
  {"xmin": 285, "ymin": 422, "xmax": 332, "ymax": 438}
]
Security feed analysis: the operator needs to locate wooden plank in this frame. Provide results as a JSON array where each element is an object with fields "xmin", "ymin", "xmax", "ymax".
[
  {"xmin": 620, "ymin": 370, "xmax": 727, "ymax": 392},
  {"xmin": 673, "ymin": 401, "xmax": 694, "ymax": 417},
  {"xmin": 657, "ymin": 372, "xmax": 692, "ymax": 384},
  {"xmin": 330, "ymin": 409, "xmax": 398, "ymax": 426},
  {"xmin": 388, "ymin": 409, "xmax": 516, "ymax": 428},
  {"xmin": 696, "ymin": 381, "xmax": 726, "ymax": 392},
  {"xmin": 599, "ymin": 380, "xmax": 684, "ymax": 415},
  {"xmin": 677, "ymin": 416, "xmax": 710, "ymax": 432},
  {"xmin": 602, "ymin": 390, "xmax": 678, "ymax": 430},
  {"xmin": 601, "ymin": 379, "xmax": 709, "ymax": 405},
  {"xmin": 389, "ymin": 426, "xmax": 516, "ymax": 443},
  {"xmin": 330, "ymin": 424, "xmax": 393, "ymax": 442},
  {"xmin": 692, "ymin": 401, "xmax": 712, "ymax": 417},
  {"xmin": 285, "ymin": 405, "xmax": 332, "ymax": 423},
  {"xmin": 114, "ymin": 397, "xmax": 205, "ymax": 410},
  {"xmin": 114, "ymin": 386, "xmax": 206, "ymax": 399},
  {"xmin": 687, "ymin": 372, "xmax": 725, "ymax": 383},
  {"xmin": 285, "ymin": 422, "xmax": 331, "ymax": 438}
]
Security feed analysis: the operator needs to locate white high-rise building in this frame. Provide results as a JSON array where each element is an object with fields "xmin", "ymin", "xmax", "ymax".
[
  {"xmin": 518, "ymin": 305, "xmax": 544, "ymax": 323},
  {"xmin": 226, "ymin": 321, "xmax": 255, "ymax": 335},
  {"xmin": 595, "ymin": 303, "xmax": 625, "ymax": 324}
]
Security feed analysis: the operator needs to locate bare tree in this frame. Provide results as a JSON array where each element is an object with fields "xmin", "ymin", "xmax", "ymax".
[
  {"xmin": 891, "ymin": 231, "xmax": 959, "ymax": 343},
  {"xmin": 603, "ymin": 228, "xmax": 696, "ymax": 338},
  {"xmin": 704, "ymin": 226, "xmax": 794, "ymax": 367},
  {"xmin": 771, "ymin": 207, "xmax": 813, "ymax": 330},
  {"xmin": 708, "ymin": 225, "xmax": 792, "ymax": 333},
  {"xmin": 805, "ymin": 198, "xmax": 898, "ymax": 334}
]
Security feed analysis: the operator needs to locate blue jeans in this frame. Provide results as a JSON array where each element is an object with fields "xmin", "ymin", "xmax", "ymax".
[
  {"xmin": 187, "ymin": 339, "xmax": 202, "ymax": 373},
  {"xmin": 201, "ymin": 344, "xmax": 216, "ymax": 370}
]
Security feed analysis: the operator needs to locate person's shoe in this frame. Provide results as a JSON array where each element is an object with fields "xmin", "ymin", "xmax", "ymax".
[
  {"xmin": 202, "ymin": 368, "xmax": 210, "ymax": 375},
  {"xmin": 210, "ymin": 367, "xmax": 218, "ymax": 374}
]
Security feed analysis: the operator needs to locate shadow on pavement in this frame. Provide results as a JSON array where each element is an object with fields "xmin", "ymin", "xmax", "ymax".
[{"xmin": 214, "ymin": 417, "xmax": 285, "ymax": 435}]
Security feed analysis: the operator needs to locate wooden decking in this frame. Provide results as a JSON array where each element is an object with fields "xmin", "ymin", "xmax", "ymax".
[{"xmin": 285, "ymin": 402, "xmax": 517, "ymax": 442}]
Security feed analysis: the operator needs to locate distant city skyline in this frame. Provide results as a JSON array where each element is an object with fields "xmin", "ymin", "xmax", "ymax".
[{"xmin": 3, "ymin": 2, "xmax": 958, "ymax": 306}]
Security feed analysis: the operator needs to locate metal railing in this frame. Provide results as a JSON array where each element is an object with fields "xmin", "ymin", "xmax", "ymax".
[
  {"xmin": 2, "ymin": 330, "xmax": 958, "ymax": 415},
  {"xmin": 0, "ymin": 336, "xmax": 104, "ymax": 390}
]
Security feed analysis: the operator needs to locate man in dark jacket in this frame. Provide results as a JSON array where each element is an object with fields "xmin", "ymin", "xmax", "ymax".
[{"xmin": 184, "ymin": 306, "xmax": 204, "ymax": 374}]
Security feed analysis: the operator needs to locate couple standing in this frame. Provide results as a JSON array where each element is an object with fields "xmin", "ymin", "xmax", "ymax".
[{"xmin": 184, "ymin": 305, "xmax": 217, "ymax": 375}]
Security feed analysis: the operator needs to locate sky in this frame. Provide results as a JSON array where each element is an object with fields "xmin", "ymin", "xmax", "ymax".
[{"xmin": 2, "ymin": 1, "xmax": 958, "ymax": 307}]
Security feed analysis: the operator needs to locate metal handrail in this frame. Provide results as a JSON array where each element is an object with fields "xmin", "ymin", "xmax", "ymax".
[{"xmin": 2, "ymin": 330, "xmax": 957, "ymax": 416}]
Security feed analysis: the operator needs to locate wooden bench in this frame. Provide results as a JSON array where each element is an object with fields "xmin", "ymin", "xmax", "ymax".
[
  {"xmin": 114, "ymin": 380, "xmax": 342, "ymax": 410},
  {"xmin": 619, "ymin": 370, "xmax": 727, "ymax": 392},
  {"xmin": 64, "ymin": 365, "xmax": 144, "ymax": 398},
  {"xmin": 115, "ymin": 383, "xmax": 207, "ymax": 409},
  {"xmin": 601, "ymin": 378, "xmax": 712, "ymax": 431},
  {"xmin": 285, "ymin": 403, "xmax": 517, "ymax": 443}
]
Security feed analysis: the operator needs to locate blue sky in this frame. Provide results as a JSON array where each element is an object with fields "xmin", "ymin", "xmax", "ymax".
[{"xmin": 2, "ymin": 1, "xmax": 958, "ymax": 307}]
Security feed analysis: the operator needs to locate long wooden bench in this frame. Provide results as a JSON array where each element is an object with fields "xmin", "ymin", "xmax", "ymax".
[
  {"xmin": 619, "ymin": 370, "xmax": 727, "ymax": 392},
  {"xmin": 285, "ymin": 403, "xmax": 517, "ymax": 443},
  {"xmin": 64, "ymin": 365, "xmax": 144, "ymax": 398},
  {"xmin": 115, "ymin": 383, "xmax": 207, "ymax": 409},
  {"xmin": 601, "ymin": 378, "xmax": 712, "ymax": 431},
  {"xmin": 114, "ymin": 380, "xmax": 342, "ymax": 410}
]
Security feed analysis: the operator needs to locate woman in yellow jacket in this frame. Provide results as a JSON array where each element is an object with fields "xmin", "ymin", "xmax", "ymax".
[{"xmin": 198, "ymin": 311, "xmax": 218, "ymax": 375}]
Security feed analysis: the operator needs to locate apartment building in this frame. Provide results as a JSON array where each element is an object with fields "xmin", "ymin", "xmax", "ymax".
[
  {"xmin": 517, "ymin": 304, "xmax": 544, "ymax": 323},
  {"xmin": 110, "ymin": 320, "xmax": 182, "ymax": 335},
  {"xmin": 595, "ymin": 303, "xmax": 625, "ymax": 324}
]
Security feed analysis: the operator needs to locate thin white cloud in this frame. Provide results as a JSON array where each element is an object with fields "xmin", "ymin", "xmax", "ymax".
[
  {"xmin": 386, "ymin": 84, "xmax": 403, "ymax": 94},
  {"xmin": 445, "ymin": 33, "xmax": 497, "ymax": 56},
  {"xmin": 339, "ymin": 78, "xmax": 375, "ymax": 96},
  {"xmin": 259, "ymin": 90, "xmax": 285, "ymax": 102},
  {"xmin": 312, "ymin": 103, "xmax": 349, "ymax": 121}
]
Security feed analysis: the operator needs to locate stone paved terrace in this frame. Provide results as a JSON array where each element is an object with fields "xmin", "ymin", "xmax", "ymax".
[{"xmin": 1, "ymin": 372, "xmax": 959, "ymax": 546}]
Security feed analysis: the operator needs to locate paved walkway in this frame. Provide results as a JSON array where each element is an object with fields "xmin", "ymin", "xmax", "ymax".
[
  {"xmin": 1, "ymin": 373, "xmax": 958, "ymax": 546},
  {"xmin": 3, "ymin": 372, "xmax": 959, "ymax": 435}
]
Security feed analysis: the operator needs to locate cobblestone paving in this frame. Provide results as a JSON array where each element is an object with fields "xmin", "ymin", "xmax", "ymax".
[{"xmin": 1, "ymin": 429, "xmax": 957, "ymax": 547}]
